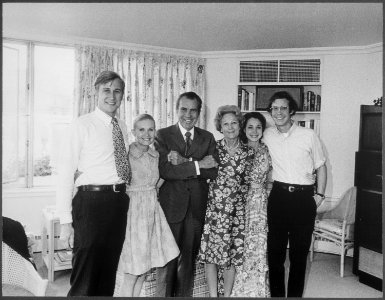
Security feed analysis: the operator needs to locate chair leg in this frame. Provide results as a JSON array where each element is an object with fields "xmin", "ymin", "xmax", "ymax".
[{"xmin": 340, "ymin": 242, "xmax": 345, "ymax": 277}]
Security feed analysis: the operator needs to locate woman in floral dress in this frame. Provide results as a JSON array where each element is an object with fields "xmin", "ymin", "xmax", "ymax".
[
  {"xmin": 197, "ymin": 105, "xmax": 254, "ymax": 297},
  {"xmin": 231, "ymin": 112, "xmax": 272, "ymax": 297}
]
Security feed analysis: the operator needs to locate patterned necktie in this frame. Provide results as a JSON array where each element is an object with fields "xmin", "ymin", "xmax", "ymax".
[
  {"xmin": 111, "ymin": 117, "xmax": 131, "ymax": 184},
  {"xmin": 184, "ymin": 131, "xmax": 192, "ymax": 156}
]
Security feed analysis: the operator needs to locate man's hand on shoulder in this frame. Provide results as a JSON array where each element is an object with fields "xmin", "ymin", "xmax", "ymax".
[
  {"xmin": 60, "ymin": 223, "xmax": 74, "ymax": 249},
  {"xmin": 198, "ymin": 155, "xmax": 218, "ymax": 169}
]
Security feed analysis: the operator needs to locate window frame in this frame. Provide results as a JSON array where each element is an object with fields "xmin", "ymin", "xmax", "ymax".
[{"xmin": 3, "ymin": 38, "xmax": 75, "ymax": 189}]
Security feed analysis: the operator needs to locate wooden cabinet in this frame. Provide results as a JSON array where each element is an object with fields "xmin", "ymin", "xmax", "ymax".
[{"xmin": 353, "ymin": 105, "xmax": 382, "ymax": 291}]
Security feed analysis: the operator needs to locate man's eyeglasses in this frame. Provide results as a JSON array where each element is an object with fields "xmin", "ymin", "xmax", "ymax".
[{"xmin": 270, "ymin": 106, "xmax": 289, "ymax": 113}]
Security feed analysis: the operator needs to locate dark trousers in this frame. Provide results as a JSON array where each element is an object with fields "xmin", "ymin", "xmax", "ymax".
[
  {"xmin": 267, "ymin": 183, "xmax": 316, "ymax": 297},
  {"xmin": 156, "ymin": 204, "xmax": 203, "ymax": 297},
  {"xmin": 68, "ymin": 190, "xmax": 129, "ymax": 296}
]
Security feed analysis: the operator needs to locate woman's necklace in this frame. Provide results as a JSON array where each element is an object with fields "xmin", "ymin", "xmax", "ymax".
[{"xmin": 224, "ymin": 138, "xmax": 239, "ymax": 152}]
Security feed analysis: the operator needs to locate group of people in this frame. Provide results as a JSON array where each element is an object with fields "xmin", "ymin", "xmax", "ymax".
[{"xmin": 57, "ymin": 70, "xmax": 327, "ymax": 298}]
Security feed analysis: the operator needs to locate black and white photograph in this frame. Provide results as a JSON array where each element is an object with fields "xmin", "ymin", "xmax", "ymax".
[{"xmin": 2, "ymin": 2, "xmax": 383, "ymax": 297}]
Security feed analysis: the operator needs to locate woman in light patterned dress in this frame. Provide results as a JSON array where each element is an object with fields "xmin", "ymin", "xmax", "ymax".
[
  {"xmin": 197, "ymin": 105, "xmax": 254, "ymax": 297},
  {"xmin": 231, "ymin": 112, "xmax": 272, "ymax": 297},
  {"xmin": 116, "ymin": 114, "xmax": 179, "ymax": 297}
]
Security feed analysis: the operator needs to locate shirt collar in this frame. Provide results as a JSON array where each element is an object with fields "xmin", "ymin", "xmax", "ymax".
[
  {"xmin": 272, "ymin": 121, "xmax": 297, "ymax": 137},
  {"xmin": 178, "ymin": 122, "xmax": 195, "ymax": 140},
  {"xmin": 129, "ymin": 142, "xmax": 159, "ymax": 159},
  {"xmin": 94, "ymin": 107, "xmax": 114, "ymax": 126}
]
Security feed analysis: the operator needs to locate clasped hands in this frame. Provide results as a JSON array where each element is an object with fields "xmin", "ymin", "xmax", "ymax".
[{"xmin": 167, "ymin": 150, "xmax": 218, "ymax": 168}]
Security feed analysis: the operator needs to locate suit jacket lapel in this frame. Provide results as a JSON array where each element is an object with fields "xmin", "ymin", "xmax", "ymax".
[{"xmin": 171, "ymin": 124, "xmax": 186, "ymax": 154}]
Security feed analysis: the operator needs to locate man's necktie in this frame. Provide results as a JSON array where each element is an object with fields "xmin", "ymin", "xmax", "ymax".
[
  {"xmin": 111, "ymin": 117, "xmax": 131, "ymax": 184},
  {"xmin": 184, "ymin": 131, "xmax": 192, "ymax": 156}
]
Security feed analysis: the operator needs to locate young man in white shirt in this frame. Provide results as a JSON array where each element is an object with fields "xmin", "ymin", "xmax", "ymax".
[
  {"xmin": 263, "ymin": 91, "xmax": 327, "ymax": 297},
  {"xmin": 57, "ymin": 71, "xmax": 130, "ymax": 296}
]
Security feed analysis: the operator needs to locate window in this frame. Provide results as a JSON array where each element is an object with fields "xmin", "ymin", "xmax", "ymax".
[{"xmin": 2, "ymin": 40, "xmax": 75, "ymax": 189}]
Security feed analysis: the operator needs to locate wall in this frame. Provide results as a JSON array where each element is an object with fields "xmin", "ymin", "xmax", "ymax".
[
  {"xmin": 2, "ymin": 189, "xmax": 56, "ymax": 234},
  {"xmin": 204, "ymin": 45, "xmax": 382, "ymax": 199}
]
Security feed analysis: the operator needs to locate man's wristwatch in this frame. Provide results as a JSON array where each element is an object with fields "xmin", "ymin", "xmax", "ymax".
[{"xmin": 315, "ymin": 192, "xmax": 325, "ymax": 199}]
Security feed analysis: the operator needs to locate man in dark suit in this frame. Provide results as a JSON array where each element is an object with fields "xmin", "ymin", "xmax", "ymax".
[{"xmin": 154, "ymin": 91, "xmax": 218, "ymax": 297}]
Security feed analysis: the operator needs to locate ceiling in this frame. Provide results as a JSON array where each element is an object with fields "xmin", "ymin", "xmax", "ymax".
[{"xmin": 3, "ymin": 3, "xmax": 383, "ymax": 52}]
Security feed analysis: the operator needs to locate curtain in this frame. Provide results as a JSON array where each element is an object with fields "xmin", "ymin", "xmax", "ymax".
[{"xmin": 75, "ymin": 45, "xmax": 206, "ymax": 131}]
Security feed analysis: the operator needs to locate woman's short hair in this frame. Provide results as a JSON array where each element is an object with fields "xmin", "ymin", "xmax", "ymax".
[
  {"xmin": 240, "ymin": 112, "xmax": 267, "ymax": 143},
  {"xmin": 266, "ymin": 91, "xmax": 298, "ymax": 115},
  {"xmin": 214, "ymin": 105, "xmax": 243, "ymax": 132},
  {"xmin": 133, "ymin": 114, "xmax": 155, "ymax": 129},
  {"xmin": 94, "ymin": 71, "xmax": 125, "ymax": 92}
]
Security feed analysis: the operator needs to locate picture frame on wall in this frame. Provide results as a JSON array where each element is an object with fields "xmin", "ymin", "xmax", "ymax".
[{"xmin": 256, "ymin": 86, "xmax": 304, "ymax": 110}]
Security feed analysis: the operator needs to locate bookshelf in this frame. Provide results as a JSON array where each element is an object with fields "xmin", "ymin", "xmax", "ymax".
[{"xmin": 238, "ymin": 84, "xmax": 322, "ymax": 135}]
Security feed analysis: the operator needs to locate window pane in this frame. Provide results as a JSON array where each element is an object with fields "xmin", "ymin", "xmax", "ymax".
[
  {"xmin": 33, "ymin": 45, "xmax": 75, "ymax": 187},
  {"xmin": 2, "ymin": 42, "xmax": 27, "ymax": 188}
]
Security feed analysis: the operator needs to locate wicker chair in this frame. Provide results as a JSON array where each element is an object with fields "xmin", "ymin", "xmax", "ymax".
[
  {"xmin": 2, "ymin": 242, "xmax": 48, "ymax": 296},
  {"xmin": 310, "ymin": 187, "xmax": 357, "ymax": 277}
]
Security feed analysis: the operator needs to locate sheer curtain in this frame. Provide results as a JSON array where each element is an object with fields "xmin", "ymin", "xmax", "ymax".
[{"xmin": 75, "ymin": 45, "xmax": 206, "ymax": 130}]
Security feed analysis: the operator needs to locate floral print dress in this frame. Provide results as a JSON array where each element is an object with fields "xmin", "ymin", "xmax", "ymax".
[
  {"xmin": 231, "ymin": 142, "xmax": 272, "ymax": 297},
  {"xmin": 197, "ymin": 139, "xmax": 254, "ymax": 267}
]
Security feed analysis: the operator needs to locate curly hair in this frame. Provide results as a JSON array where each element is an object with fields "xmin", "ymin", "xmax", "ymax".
[{"xmin": 214, "ymin": 105, "xmax": 243, "ymax": 132}]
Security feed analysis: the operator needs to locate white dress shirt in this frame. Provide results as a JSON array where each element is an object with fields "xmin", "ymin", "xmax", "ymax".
[
  {"xmin": 177, "ymin": 123, "xmax": 200, "ymax": 175},
  {"xmin": 56, "ymin": 107, "xmax": 129, "ymax": 224},
  {"xmin": 263, "ymin": 123, "xmax": 326, "ymax": 185}
]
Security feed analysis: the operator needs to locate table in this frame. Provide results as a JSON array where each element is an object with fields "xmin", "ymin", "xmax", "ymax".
[{"xmin": 41, "ymin": 206, "xmax": 72, "ymax": 282}]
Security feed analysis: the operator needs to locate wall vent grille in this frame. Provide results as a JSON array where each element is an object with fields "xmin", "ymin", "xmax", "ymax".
[
  {"xmin": 239, "ymin": 59, "xmax": 320, "ymax": 83},
  {"xmin": 240, "ymin": 60, "xmax": 278, "ymax": 82},
  {"xmin": 279, "ymin": 59, "xmax": 321, "ymax": 82}
]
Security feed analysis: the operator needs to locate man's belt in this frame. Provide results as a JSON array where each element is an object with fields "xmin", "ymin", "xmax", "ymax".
[
  {"xmin": 274, "ymin": 181, "xmax": 314, "ymax": 193},
  {"xmin": 78, "ymin": 184, "xmax": 126, "ymax": 193}
]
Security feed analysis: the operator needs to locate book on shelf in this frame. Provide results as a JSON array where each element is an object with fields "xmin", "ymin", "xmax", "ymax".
[
  {"xmin": 297, "ymin": 119, "xmax": 320, "ymax": 135},
  {"xmin": 239, "ymin": 89, "xmax": 256, "ymax": 111},
  {"xmin": 315, "ymin": 94, "xmax": 321, "ymax": 111},
  {"xmin": 238, "ymin": 87, "xmax": 242, "ymax": 109},
  {"xmin": 310, "ymin": 119, "xmax": 315, "ymax": 129},
  {"xmin": 243, "ymin": 90, "xmax": 249, "ymax": 111},
  {"xmin": 249, "ymin": 92, "xmax": 255, "ymax": 111},
  {"xmin": 310, "ymin": 92, "xmax": 316, "ymax": 111},
  {"xmin": 304, "ymin": 91, "xmax": 313, "ymax": 111}
]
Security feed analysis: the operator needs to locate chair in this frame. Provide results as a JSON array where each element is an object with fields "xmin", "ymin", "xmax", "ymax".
[
  {"xmin": 310, "ymin": 187, "xmax": 357, "ymax": 277},
  {"xmin": 2, "ymin": 242, "xmax": 48, "ymax": 296}
]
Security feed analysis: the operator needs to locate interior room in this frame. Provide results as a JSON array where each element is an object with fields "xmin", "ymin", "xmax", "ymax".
[{"xmin": 2, "ymin": 2, "xmax": 383, "ymax": 297}]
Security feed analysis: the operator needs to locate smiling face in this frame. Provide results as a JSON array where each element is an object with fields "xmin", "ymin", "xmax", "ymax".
[
  {"xmin": 177, "ymin": 97, "xmax": 200, "ymax": 131},
  {"xmin": 96, "ymin": 78, "xmax": 124, "ymax": 117},
  {"xmin": 245, "ymin": 117, "xmax": 263, "ymax": 143},
  {"xmin": 221, "ymin": 113, "xmax": 240, "ymax": 140},
  {"xmin": 132, "ymin": 118, "xmax": 156, "ymax": 147},
  {"xmin": 270, "ymin": 98, "xmax": 293, "ymax": 132}
]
